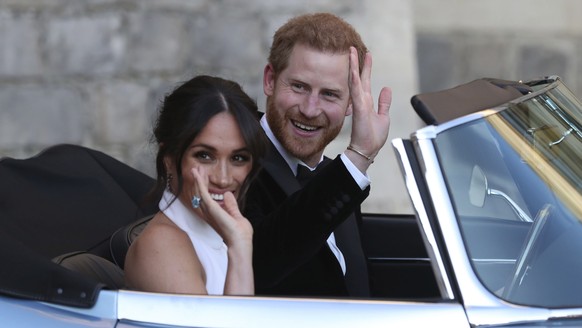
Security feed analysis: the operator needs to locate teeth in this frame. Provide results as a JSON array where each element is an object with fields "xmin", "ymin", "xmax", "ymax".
[
  {"xmin": 293, "ymin": 121, "xmax": 317, "ymax": 131},
  {"xmin": 210, "ymin": 193, "xmax": 224, "ymax": 201}
]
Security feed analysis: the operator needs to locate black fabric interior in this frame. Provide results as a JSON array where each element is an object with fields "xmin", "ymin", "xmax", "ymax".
[
  {"xmin": 0, "ymin": 144, "xmax": 157, "ymax": 305},
  {"xmin": 0, "ymin": 144, "xmax": 157, "ymax": 261},
  {"xmin": 361, "ymin": 213, "xmax": 439, "ymax": 299}
]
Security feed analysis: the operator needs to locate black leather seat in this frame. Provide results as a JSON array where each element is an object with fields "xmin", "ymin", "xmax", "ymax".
[
  {"xmin": 110, "ymin": 214, "xmax": 155, "ymax": 269},
  {"xmin": 53, "ymin": 251, "xmax": 125, "ymax": 289}
]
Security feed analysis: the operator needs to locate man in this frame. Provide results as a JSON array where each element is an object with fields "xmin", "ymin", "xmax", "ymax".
[{"xmin": 244, "ymin": 12, "xmax": 392, "ymax": 297}]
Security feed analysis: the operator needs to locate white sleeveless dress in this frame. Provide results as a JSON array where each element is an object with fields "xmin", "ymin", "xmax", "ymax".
[{"xmin": 159, "ymin": 190, "xmax": 228, "ymax": 295}]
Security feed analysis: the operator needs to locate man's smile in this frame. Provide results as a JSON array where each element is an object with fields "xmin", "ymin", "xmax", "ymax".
[{"xmin": 292, "ymin": 120, "xmax": 319, "ymax": 132}]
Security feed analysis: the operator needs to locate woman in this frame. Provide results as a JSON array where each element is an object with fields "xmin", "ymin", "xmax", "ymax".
[{"xmin": 124, "ymin": 75, "xmax": 267, "ymax": 295}]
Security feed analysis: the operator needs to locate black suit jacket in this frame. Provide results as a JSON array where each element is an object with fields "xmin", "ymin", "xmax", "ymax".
[{"xmin": 244, "ymin": 142, "xmax": 370, "ymax": 296}]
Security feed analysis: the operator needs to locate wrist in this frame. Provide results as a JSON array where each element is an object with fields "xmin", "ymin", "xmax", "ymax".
[
  {"xmin": 347, "ymin": 144, "xmax": 375, "ymax": 163},
  {"xmin": 343, "ymin": 149, "xmax": 372, "ymax": 175},
  {"xmin": 226, "ymin": 237, "xmax": 253, "ymax": 253}
]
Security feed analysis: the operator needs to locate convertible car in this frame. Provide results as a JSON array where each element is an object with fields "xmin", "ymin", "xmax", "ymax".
[{"xmin": 1, "ymin": 76, "xmax": 581, "ymax": 327}]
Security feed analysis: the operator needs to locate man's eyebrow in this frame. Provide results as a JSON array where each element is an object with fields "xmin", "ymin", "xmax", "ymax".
[{"xmin": 323, "ymin": 87, "xmax": 343, "ymax": 93}]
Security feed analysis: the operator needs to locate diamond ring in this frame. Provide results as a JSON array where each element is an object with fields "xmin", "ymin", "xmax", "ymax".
[{"xmin": 191, "ymin": 195, "xmax": 202, "ymax": 208}]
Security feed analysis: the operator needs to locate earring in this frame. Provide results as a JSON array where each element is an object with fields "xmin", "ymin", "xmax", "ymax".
[{"xmin": 166, "ymin": 173, "xmax": 173, "ymax": 192}]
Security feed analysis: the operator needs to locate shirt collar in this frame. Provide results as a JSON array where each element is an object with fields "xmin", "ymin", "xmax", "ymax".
[{"xmin": 260, "ymin": 115, "xmax": 322, "ymax": 176}]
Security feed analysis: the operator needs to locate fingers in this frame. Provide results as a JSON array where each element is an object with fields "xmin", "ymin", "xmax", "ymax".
[
  {"xmin": 191, "ymin": 167, "xmax": 225, "ymax": 227},
  {"xmin": 191, "ymin": 167, "xmax": 226, "ymax": 215},
  {"xmin": 346, "ymin": 47, "xmax": 392, "ymax": 172},
  {"xmin": 349, "ymin": 47, "xmax": 373, "ymax": 113},
  {"xmin": 360, "ymin": 51, "xmax": 372, "ymax": 93},
  {"xmin": 191, "ymin": 167, "xmax": 209, "ymax": 202},
  {"xmin": 348, "ymin": 47, "xmax": 361, "ymax": 99},
  {"xmin": 222, "ymin": 192, "xmax": 244, "ymax": 220},
  {"xmin": 190, "ymin": 167, "xmax": 242, "ymax": 220},
  {"xmin": 377, "ymin": 86, "xmax": 392, "ymax": 117}
]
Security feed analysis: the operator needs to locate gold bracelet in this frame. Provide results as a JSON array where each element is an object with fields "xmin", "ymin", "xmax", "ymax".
[{"xmin": 347, "ymin": 145, "xmax": 374, "ymax": 163}]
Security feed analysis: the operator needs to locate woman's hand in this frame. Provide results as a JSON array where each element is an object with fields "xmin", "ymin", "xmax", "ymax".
[
  {"xmin": 190, "ymin": 167, "xmax": 253, "ymax": 247},
  {"xmin": 191, "ymin": 166, "xmax": 254, "ymax": 295}
]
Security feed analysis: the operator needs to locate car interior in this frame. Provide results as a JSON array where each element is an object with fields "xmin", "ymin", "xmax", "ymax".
[{"xmin": 0, "ymin": 143, "xmax": 440, "ymax": 305}]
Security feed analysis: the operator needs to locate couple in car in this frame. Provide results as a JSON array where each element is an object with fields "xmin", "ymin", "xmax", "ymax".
[{"xmin": 124, "ymin": 12, "xmax": 392, "ymax": 297}]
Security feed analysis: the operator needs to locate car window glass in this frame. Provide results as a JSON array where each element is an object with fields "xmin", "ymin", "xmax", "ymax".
[{"xmin": 434, "ymin": 82, "xmax": 582, "ymax": 308}]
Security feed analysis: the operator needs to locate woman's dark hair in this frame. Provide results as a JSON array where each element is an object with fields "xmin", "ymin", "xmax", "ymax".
[{"xmin": 151, "ymin": 75, "xmax": 267, "ymax": 208}]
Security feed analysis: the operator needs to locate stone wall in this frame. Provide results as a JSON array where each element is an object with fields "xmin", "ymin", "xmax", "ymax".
[
  {"xmin": 0, "ymin": 0, "xmax": 419, "ymax": 213},
  {"xmin": 414, "ymin": 0, "xmax": 582, "ymax": 96},
  {"xmin": 3, "ymin": 0, "xmax": 578, "ymax": 214},
  {"xmin": 0, "ymin": 0, "xmax": 277, "ymax": 173}
]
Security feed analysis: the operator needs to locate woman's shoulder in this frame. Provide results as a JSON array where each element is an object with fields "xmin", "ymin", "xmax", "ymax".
[
  {"xmin": 124, "ymin": 212, "xmax": 206, "ymax": 293},
  {"xmin": 134, "ymin": 213, "xmax": 189, "ymax": 247},
  {"xmin": 126, "ymin": 213, "xmax": 193, "ymax": 262}
]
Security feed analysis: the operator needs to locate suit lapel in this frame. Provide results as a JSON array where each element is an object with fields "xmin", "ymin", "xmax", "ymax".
[
  {"xmin": 261, "ymin": 142, "xmax": 333, "ymax": 196},
  {"xmin": 260, "ymin": 142, "xmax": 370, "ymax": 296},
  {"xmin": 261, "ymin": 142, "xmax": 300, "ymax": 196}
]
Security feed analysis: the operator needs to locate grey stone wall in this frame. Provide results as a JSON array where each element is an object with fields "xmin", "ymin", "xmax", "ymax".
[
  {"xmin": 5, "ymin": 0, "xmax": 577, "ymax": 214},
  {"xmin": 0, "ymin": 1, "xmax": 358, "ymax": 170},
  {"xmin": 0, "ymin": 0, "xmax": 277, "ymax": 174},
  {"xmin": 0, "ymin": 0, "xmax": 419, "ymax": 214},
  {"xmin": 414, "ymin": 0, "xmax": 582, "ymax": 97}
]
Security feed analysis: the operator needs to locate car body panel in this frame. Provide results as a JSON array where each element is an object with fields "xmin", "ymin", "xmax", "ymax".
[
  {"xmin": 116, "ymin": 290, "xmax": 469, "ymax": 328},
  {"xmin": 0, "ymin": 293, "xmax": 117, "ymax": 328}
]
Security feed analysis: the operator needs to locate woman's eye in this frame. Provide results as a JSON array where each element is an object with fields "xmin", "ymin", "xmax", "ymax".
[
  {"xmin": 232, "ymin": 154, "xmax": 251, "ymax": 163},
  {"xmin": 195, "ymin": 151, "xmax": 213, "ymax": 161}
]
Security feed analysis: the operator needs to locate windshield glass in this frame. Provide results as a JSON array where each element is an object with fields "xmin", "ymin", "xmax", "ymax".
[{"xmin": 434, "ymin": 80, "xmax": 582, "ymax": 308}]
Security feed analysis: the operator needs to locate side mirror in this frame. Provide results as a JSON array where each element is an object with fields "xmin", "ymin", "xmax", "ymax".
[
  {"xmin": 468, "ymin": 165, "xmax": 533, "ymax": 222},
  {"xmin": 469, "ymin": 165, "xmax": 487, "ymax": 207}
]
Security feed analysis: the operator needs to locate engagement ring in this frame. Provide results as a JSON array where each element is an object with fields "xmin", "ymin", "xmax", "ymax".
[{"xmin": 191, "ymin": 195, "xmax": 202, "ymax": 208}]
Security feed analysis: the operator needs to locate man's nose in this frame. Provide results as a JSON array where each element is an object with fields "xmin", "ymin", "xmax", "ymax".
[{"xmin": 300, "ymin": 93, "xmax": 321, "ymax": 118}]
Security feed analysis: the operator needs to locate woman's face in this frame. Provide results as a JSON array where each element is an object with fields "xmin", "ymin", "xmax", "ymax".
[{"xmin": 174, "ymin": 112, "xmax": 253, "ymax": 217}]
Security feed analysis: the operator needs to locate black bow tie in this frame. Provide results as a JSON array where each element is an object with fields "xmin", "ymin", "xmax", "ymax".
[{"xmin": 296, "ymin": 164, "xmax": 318, "ymax": 186}]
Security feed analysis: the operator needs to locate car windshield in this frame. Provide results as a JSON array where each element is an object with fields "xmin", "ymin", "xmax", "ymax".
[{"xmin": 434, "ymin": 80, "xmax": 582, "ymax": 308}]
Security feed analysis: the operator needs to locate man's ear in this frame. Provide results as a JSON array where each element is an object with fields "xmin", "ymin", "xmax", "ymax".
[{"xmin": 263, "ymin": 64, "xmax": 276, "ymax": 96}]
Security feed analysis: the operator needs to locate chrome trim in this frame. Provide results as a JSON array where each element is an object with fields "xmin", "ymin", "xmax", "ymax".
[
  {"xmin": 391, "ymin": 139, "xmax": 455, "ymax": 300},
  {"xmin": 550, "ymin": 308, "xmax": 582, "ymax": 320},
  {"xmin": 367, "ymin": 257, "xmax": 431, "ymax": 262},
  {"xmin": 116, "ymin": 290, "xmax": 469, "ymax": 328},
  {"xmin": 488, "ymin": 189, "xmax": 533, "ymax": 222},
  {"xmin": 471, "ymin": 259, "xmax": 515, "ymax": 264}
]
